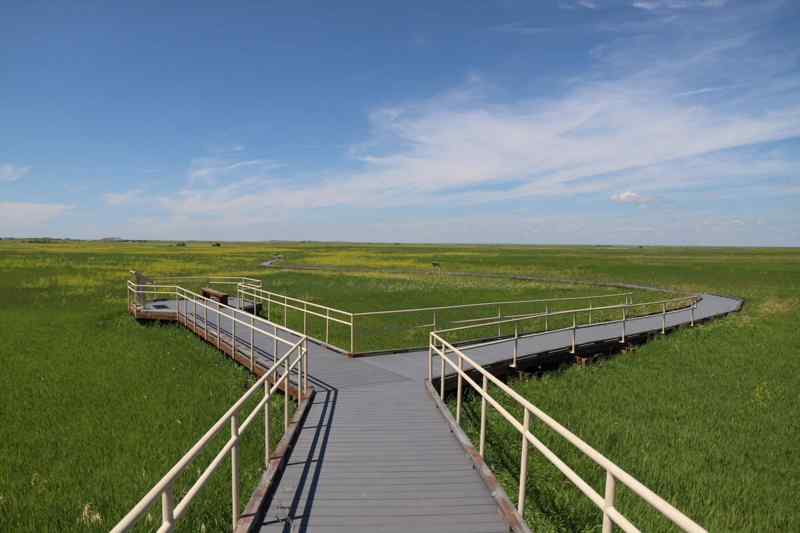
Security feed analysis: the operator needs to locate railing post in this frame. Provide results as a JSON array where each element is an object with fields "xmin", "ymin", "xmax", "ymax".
[
  {"xmin": 284, "ymin": 358, "xmax": 289, "ymax": 431},
  {"xmin": 232, "ymin": 311, "xmax": 237, "ymax": 358},
  {"xmin": 250, "ymin": 314, "xmax": 255, "ymax": 372},
  {"xmin": 427, "ymin": 339, "xmax": 433, "ymax": 382},
  {"xmin": 545, "ymin": 304, "xmax": 549, "ymax": 331},
  {"xmin": 497, "ymin": 304, "xmax": 502, "ymax": 337},
  {"xmin": 518, "ymin": 409, "xmax": 530, "ymax": 516},
  {"xmin": 296, "ymin": 346, "xmax": 302, "ymax": 400},
  {"xmin": 588, "ymin": 302, "xmax": 593, "ymax": 325},
  {"xmin": 267, "ymin": 294, "xmax": 271, "ymax": 321},
  {"xmin": 216, "ymin": 301, "xmax": 221, "ymax": 349},
  {"xmin": 193, "ymin": 296, "xmax": 197, "ymax": 330},
  {"xmin": 433, "ymin": 310, "xmax": 437, "ymax": 330},
  {"xmin": 620, "ymin": 306, "xmax": 626, "ymax": 343},
  {"xmin": 264, "ymin": 379, "xmax": 271, "ymax": 468},
  {"xmin": 303, "ymin": 302, "xmax": 307, "ymax": 334},
  {"xmin": 662, "ymin": 303, "xmax": 667, "ymax": 334},
  {"xmin": 456, "ymin": 356, "xmax": 463, "ymax": 424},
  {"xmin": 273, "ymin": 324, "xmax": 278, "ymax": 358},
  {"xmin": 440, "ymin": 348, "xmax": 446, "ymax": 401},
  {"xmin": 303, "ymin": 339, "xmax": 309, "ymax": 396},
  {"xmin": 284, "ymin": 296, "xmax": 288, "ymax": 327},
  {"xmin": 231, "ymin": 414, "xmax": 240, "ymax": 532},
  {"xmin": 326, "ymin": 309, "xmax": 330, "ymax": 344},
  {"xmin": 512, "ymin": 322, "xmax": 519, "ymax": 367},
  {"xmin": 479, "ymin": 374, "xmax": 487, "ymax": 457},
  {"xmin": 602, "ymin": 471, "xmax": 616, "ymax": 533},
  {"xmin": 690, "ymin": 300, "xmax": 695, "ymax": 326},
  {"xmin": 570, "ymin": 313, "xmax": 576, "ymax": 354},
  {"xmin": 204, "ymin": 301, "xmax": 208, "ymax": 339},
  {"xmin": 351, "ymin": 315, "xmax": 357, "ymax": 354},
  {"xmin": 161, "ymin": 483, "xmax": 175, "ymax": 532}
]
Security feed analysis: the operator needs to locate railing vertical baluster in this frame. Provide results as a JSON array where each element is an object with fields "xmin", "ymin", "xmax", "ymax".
[
  {"xmin": 264, "ymin": 379, "xmax": 271, "ymax": 468},
  {"xmin": 193, "ymin": 296, "xmax": 197, "ymax": 330},
  {"xmin": 512, "ymin": 322, "xmax": 519, "ymax": 367},
  {"xmin": 518, "ymin": 409, "xmax": 530, "ymax": 516},
  {"xmin": 250, "ymin": 314, "xmax": 255, "ymax": 372},
  {"xmin": 267, "ymin": 294, "xmax": 271, "ymax": 321},
  {"xmin": 497, "ymin": 304, "xmax": 501, "ymax": 337},
  {"xmin": 232, "ymin": 311, "xmax": 237, "ymax": 359},
  {"xmin": 455, "ymin": 356, "xmax": 463, "ymax": 424},
  {"xmin": 479, "ymin": 374, "xmax": 487, "ymax": 457},
  {"xmin": 161, "ymin": 483, "xmax": 175, "ymax": 532},
  {"xmin": 602, "ymin": 471, "xmax": 616, "ymax": 533},
  {"xmin": 204, "ymin": 301, "xmax": 208, "ymax": 339},
  {"xmin": 620, "ymin": 306, "xmax": 626, "ymax": 343},
  {"xmin": 273, "ymin": 324, "xmax": 278, "ymax": 358},
  {"xmin": 352, "ymin": 315, "xmax": 357, "ymax": 355},
  {"xmin": 440, "ymin": 348, "xmax": 445, "ymax": 401},
  {"xmin": 326, "ymin": 309, "xmax": 330, "ymax": 344},
  {"xmin": 570, "ymin": 312, "xmax": 576, "ymax": 354},
  {"xmin": 690, "ymin": 299, "xmax": 695, "ymax": 326},
  {"xmin": 433, "ymin": 310, "xmax": 437, "ymax": 330},
  {"xmin": 545, "ymin": 304, "xmax": 549, "ymax": 331},
  {"xmin": 216, "ymin": 301, "xmax": 221, "ymax": 349},
  {"xmin": 284, "ymin": 358, "xmax": 289, "ymax": 431},
  {"xmin": 303, "ymin": 302, "xmax": 307, "ymax": 334},
  {"xmin": 303, "ymin": 339, "xmax": 309, "ymax": 396},
  {"xmin": 588, "ymin": 302, "xmax": 593, "ymax": 325},
  {"xmin": 296, "ymin": 346, "xmax": 302, "ymax": 400},
  {"xmin": 231, "ymin": 414, "xmax": 240, "ymax": 532},
  {"xmin": 428, "ymin": 339, "xmax": 433, "ymax": 382},
  {"xmin": 662, "ymin": 303, "xmax": 667, "ymax": 334},
  {"xmin": 284, "ymin": 296, "xmax": 288, "ymax": 327}
]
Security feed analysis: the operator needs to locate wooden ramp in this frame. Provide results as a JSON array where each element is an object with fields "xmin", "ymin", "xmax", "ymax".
[{"xmin": 163, "ymin": 292, "xmax": 741, "ymax": 533}]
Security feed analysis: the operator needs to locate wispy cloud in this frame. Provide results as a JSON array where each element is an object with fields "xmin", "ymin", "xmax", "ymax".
[
  {"xmin": 188, "ymin": 158, "xmax": 282, "ymax": 185},
  {"xmin": 103, "ymin": 188, "xmax": 144, "ymax": 206},
  {"xmin": 136, "ymin": 1, "xmax": 799, "ymax": 244},
  {"xmin": 490, "ymin": 22, "xmax": 553, "ymax": 36},
  {"xmin": 0, "ymin": 164, "xmax": 31, "ymax": 183},
  {"xmin": 0, "ymin": 202, "xmax": 72, "ymax": 233},
  {"xmin": 632, "ymin": 0, "xmax": 728, "ymax": 10},
  {"xmin": 611, "ymin": 191, "xmax": 653, "ymax": 204},
  {"xmin": 559, "ymin": 0, "xmax": 598, "ymax": 9}
]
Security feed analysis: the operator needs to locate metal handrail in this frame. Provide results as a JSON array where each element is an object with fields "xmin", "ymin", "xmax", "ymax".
[
  {"xmin": 352, "ymin": 292, "xmax": 633, "ymax": 317},
  {"xmin": 433, "ymin": 295, "xmax": 699, "ymax": 365},
  {"xmin": 428, "ymin": 332, "xmax": 706, "ymax": 533},
  {"xmin": 113, "ymin": 294, "xmax": 308, "ymax": 532}
]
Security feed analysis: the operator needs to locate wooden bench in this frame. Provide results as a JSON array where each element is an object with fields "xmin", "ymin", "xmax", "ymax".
[{"xmin": 201, "ymin": 287, "xmax": 229, "ymax": 306}]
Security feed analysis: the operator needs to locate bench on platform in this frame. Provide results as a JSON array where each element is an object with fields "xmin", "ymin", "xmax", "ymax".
[{"xmin": 201, "ymin": 287, "xmax": 229, "ymax": 305}]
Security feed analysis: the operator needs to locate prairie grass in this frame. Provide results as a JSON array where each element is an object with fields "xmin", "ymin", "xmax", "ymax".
[{"xmin": 1, "ymin": 240, "xmax": 797, "ymax": 531}]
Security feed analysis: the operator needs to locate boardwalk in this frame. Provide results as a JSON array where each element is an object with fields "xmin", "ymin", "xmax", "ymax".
[{"xmin": 161, "ymin": 292, "xmax": 740, "ymax": 532}]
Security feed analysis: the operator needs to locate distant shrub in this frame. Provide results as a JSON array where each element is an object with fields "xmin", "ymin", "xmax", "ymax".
[{"xmin": 175, "ymin": 242, "xmax": 187, "ymax": 247}]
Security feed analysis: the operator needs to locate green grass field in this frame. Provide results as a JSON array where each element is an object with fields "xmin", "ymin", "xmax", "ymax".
[{"xmin": 1, "ymin": 240, "xmax": 798, "ymax": 531}]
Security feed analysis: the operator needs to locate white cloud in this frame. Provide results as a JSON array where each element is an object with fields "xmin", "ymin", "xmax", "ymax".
[
  {"xmin": 188, "ymin": 158, "xmax": 282, "ymax": 185},
  {"xmin": 103, "ymin": 189, "xmax": 143, "ymax": 206},
  {"xmin": 632, "ymin": 0, "xmax": 727, "ymax": 10},
  {"xmin": 611, "ymin": 191, "xmax": 652, "ymax": 204},
  {"xmin": 0, "ymin": 202, "xmax": 72, "ymax": 233},
  {"xmin": 0, "ymin": 164, "xmax": 31, "ymax": 183}
]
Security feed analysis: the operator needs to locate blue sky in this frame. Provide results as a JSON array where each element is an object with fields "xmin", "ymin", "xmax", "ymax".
[{"xmin": 1, "ymin": 0, "xmax": 799, "ymax": 245}]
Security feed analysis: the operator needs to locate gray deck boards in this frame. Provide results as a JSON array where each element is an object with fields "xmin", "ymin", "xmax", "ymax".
[{"xmin": 171, "ymin": 292, "xmax": 741, "ymax": 533}]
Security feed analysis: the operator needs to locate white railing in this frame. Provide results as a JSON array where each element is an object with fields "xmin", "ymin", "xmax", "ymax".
[
  {"xmin": 239, "ymin": 283, "xmax": 638, "ymax": 355},
  {"xmin": 434, "ymin": 295, "xmax": 700, "ymax": 367},
  {"xmin": 428, "ymin": 332, "xmax": 706, "ymax": 533},
  {"xmin": 114, "ymin": 286, "xmax": 309, "ymax": 532},
  {"xmin": 238, "ymin": 284, "xmax": 355, "ymax": 352}
]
